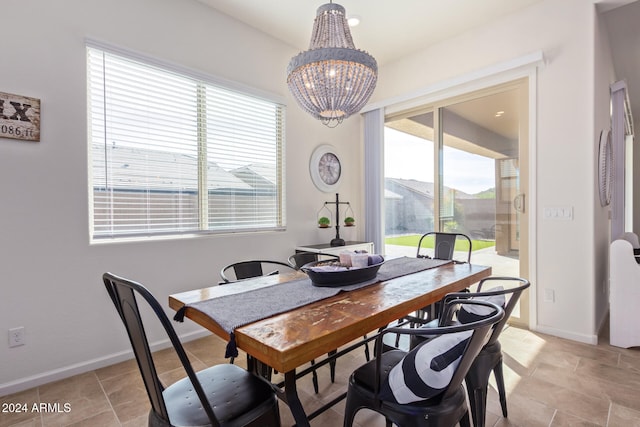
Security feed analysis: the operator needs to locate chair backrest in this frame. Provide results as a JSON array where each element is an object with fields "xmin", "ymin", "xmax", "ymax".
[
  {"xmin": 440, "ymin": 276, "xmax": 530, "ymax": 346},
  {"xmin": 287, "ymin": 252, "xmax": 339, "ymax": 269},
  {"xmin": 416, "ymin": 232, "xmax": 472, "ymax": 263},
  {"xmin": 220, "ymin": 260, "xmax": 295, "ymax": 283},
  {"xmin": 376, "ymin": 299, "xmax": 504, "ymax": 401},
  {"xmin": 103, "ymin": 273, "xmax": 220, "ymax": 426},
  {"xmin": 288, "ymin": 252, "xmax": 320, "ymax": 269}
]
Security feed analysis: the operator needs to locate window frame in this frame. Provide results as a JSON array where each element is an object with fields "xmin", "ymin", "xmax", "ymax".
[{"xmin": 87, "ymin": 40, "xmax": 286, "ymax": 242}]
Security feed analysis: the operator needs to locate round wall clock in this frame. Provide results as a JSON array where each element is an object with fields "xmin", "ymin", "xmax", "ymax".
[
  {"xmin": 598, "ymin": 129, "xmax": 613, "ymax": 207},
  {"xmin": 310, "ymin": 144, "xmax": 342, "ymax": 192}
]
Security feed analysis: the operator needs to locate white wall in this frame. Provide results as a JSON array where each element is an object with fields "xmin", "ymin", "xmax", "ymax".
[
  {"xmin": 0, "ymin": 0, "xmax": 363, "ymax": 394},
  {"xmin": 372, "ymin": 0, "xmax": 610, "ymax": 343}
]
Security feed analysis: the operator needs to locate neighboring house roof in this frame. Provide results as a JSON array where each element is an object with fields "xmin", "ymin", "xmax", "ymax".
[
  {"xmin": 385, "ymin": 177, "xmax": 475, "ymax": 199},
  {"xmin": 94, "ymin": 144, "xmax": 266, "ymax": 192},
  {"xmin": 231, "ymin": 163, "xmax": 276, "ymax": 190},
  {"xmin": 386, "ymin": 178, "xmax": 435, "ymax": 198}
]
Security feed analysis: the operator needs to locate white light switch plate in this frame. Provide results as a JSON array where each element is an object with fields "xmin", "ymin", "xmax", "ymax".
[{"xmin": 543, "ymin": 206, "xmax": 573, "ymax": 220}]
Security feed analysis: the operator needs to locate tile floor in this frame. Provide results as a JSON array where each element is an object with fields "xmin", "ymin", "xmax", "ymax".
[{"xmin": 2, "ymin": 324, "xmax": 640, "ymax": 427}]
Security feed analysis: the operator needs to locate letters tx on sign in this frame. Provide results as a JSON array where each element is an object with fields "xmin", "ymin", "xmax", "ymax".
[{"xmin": 0, "ymin": 91, "xmax": 41, "ymax": 142}]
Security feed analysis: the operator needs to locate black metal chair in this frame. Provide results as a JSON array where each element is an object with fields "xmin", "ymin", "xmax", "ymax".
[
  {"xmin": 102, "ymin": 272, "xmax": 280, "ymax": 427},
  {"xmin": 343, "ymin": 299, "xmax": 504, "ymax": 427},
  {"xmin": 410, "ymin": 277, "xmax": 530, "ymax": 427},
  {"xmin": 412, "ymin": 232, "xmax": 473, "ymax": 324},
  {"xmin": 416, "ymin": 231, "xmax": 472, "ymax": 264},
  {"xmin": 220, "ymin": 259, "xmax": 296, "ymax": 283},
  {"xmin": 287, "ymin": 251, "xmax": 338, "ymax": 269}
]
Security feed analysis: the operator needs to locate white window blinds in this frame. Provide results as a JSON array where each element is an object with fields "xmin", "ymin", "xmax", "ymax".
[{"xmin": 87, "ymin": 46, "xmax": 285, "ymax": 240}]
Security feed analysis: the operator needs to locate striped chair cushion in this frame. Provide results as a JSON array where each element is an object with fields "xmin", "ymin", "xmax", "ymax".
[{"xmin": 380, "ymin": 330, "xmax": 472, "ymax": 404}]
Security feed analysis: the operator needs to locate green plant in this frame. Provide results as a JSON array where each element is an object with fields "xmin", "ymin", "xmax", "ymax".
[
  {"xmin": 318, "ymin": 216, "xmax": 330, "ymax": 227},
  {"xmin": 344, "ymin": 216, "xmax": 355, "ymax": 224}
]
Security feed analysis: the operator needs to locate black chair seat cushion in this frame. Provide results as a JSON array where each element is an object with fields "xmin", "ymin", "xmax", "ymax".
[
  {"xmin": 353, "ymin": 349, "xmax": 407, "ymax": 391},
  {"xmin": 163, "ymin": 364, "xmax": 275, "ymax": 426},
  {"xmin": 379, "ymin": 330, "xmax": 472, "ymax": 404}
]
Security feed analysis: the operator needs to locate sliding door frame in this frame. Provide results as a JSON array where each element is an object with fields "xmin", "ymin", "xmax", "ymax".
[{"xmin": 363, "ymin": 52, "xmax": 542, "ymax": 329}]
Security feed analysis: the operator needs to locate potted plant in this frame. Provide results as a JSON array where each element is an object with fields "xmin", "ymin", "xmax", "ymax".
[
  {"xmin": 318, "ymin": 216, "xmax": 331, "ymax": 228},
  {"xmin": 344, "ymin": 216, "xmax": 355, "ymax": 226}
]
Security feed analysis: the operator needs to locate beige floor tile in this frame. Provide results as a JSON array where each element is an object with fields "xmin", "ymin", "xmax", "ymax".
[
  {"xmin": 38, "ymin": 373, "xmax": 111, "ymax": 427},
  {"xmin": 0, "ymin": 388, "xmax": 40, "ymax": 427},
  {"xmin": 533, "ymin": 361, "xmax": 640, "ymax": 414},
  {"xmin": 181, "ymin": 334, "xmax": 231, "ymax": 366},
  {"xmin": 550, "ymin": 410, "xmax": 604, "ymax": 426},
  {"xmin": 484, "ymin": 409, "xmax": 501, "ymax": 427},
  {"xmin": 147, "ymin": 347, "xmax": 184, "ymax": 375},
  {"xmin": 119, "ymin": 414, "xmax": 147, "ymax": 427},
  {"xmin": 491, "ymin": 392, "xmax": 556, "ymax": 427},
  {"xmin": 98, "ymin": 372, "xmax": 149, "ymax": 424},
  {"xmin": 549, "ymin": 339, "xmax": 620, "ymax": 368},
  {"xmin": 531, "ymin": 362, "xmax": 611, "ymax": 401},
  {"xmin": 608, "ymin": 403, "xmax": 640, "ymax": 427},
  {"xmin": 513, "ymin": 376, "xmax": 610, "ymax": 426},
  {"xmin": 63, "ymin": 410, "xmax": 120, "ymax": 427},
  {"xmin": 617, "ymin": 351, "xmax": 640, "ymax": 373},
  {"xmin": 3, "ymin": 419, "xmax": 42, "ymax": 427},
  {"xmin": 576, "ymin": 358, "xmax": 640, "ymax": 389},
  {"xmin": 98, "ymin": 371, "xmax": 144, "ymax": 410},
  {"xmin": 109, "ymin": 398, "xmax": 150, "ymax": 425},
  {"xmin": 600, "ymin": 382, "xmax": 640, "ymax": 413},
  {"xmin": 93, "ymin": 359, "xmax": 138, "ymax": 382}
]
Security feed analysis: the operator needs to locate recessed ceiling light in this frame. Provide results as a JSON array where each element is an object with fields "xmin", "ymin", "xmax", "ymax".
[
  {"xmin": 348, "ymin": 15, "xmax": 361, "ymax": 27},
  {"xmin": 495, "ymin": 110, "xmax": 505, "ymax": 117}
]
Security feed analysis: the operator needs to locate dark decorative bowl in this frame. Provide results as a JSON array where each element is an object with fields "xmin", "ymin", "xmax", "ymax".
[{"xmin": 301, "ymin": 257, "xmax": 385, "ymax": 287}]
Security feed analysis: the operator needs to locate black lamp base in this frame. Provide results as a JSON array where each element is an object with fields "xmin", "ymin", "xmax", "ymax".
[{"xmin": 330, "ymin": 238, "xmax": 346, "ymax": 247}]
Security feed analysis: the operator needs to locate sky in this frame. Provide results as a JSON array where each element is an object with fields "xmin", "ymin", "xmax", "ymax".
[{"xmin": 384, "ymin": 127, "xmax": 496, "ymax": 195}]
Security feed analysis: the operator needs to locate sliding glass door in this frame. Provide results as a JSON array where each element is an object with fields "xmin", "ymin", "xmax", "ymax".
[
  {"xmin": 383, "ymin": 80, "xmax": 529, "ymax": 325},
  {"xmin": 384, "ymin": 111, "xmax": 435, "ymax": 258}
]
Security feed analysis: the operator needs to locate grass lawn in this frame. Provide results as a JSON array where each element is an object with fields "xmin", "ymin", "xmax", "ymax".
[{"xmin": 385, "ymin": 234, "xmax": 496, "ymax": 251}]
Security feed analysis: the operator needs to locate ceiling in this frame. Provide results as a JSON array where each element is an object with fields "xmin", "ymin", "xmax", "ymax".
[
  {"xmin": 196, "ymin": 0, "xmax": 544, "ymax": 66},
  {"xmin": 197, "ymin": 0, "xmax": 640, "ymax": 131}
]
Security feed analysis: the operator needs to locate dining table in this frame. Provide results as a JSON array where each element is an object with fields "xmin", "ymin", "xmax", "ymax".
[{"xmin": 169, "ymin": 256, "xmax": 491, "ymax": 427}]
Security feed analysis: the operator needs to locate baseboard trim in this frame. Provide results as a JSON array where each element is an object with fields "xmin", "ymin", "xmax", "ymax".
[
  {"xmin": 0, "ymin": 329, "xmax": 211, "ymax": 396},
  {"xmin": 533, "ymin": 324, "xmax": 598, "ymax": 345}
]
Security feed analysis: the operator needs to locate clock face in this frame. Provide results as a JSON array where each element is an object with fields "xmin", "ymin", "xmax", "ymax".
[
  {"xmin": 318, "ymin": 152, "xmax": 341, "ymax": 185},
  {"xmin": 310, "ymin": 144, "xmax": 342, "ymax": 192}
]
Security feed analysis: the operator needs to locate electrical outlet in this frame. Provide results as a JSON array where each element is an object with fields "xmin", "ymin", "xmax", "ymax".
[
  {"xmin": 8, "ymin": 327, "xmax": 25, "ymax": 348},
  {"xmin": 544, "ymin": 288, "xmax": 555, "ymax": 303}
]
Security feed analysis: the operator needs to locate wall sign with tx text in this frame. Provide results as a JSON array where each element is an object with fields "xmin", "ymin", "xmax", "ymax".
[{"xmin": 0, "ymin": 91, "xmax": 40, "ymax": 142}]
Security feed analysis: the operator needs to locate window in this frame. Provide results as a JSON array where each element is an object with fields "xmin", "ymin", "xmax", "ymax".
[{"xmin": 87, "ymin": 45, "xmax": 285, "ymax": 240}]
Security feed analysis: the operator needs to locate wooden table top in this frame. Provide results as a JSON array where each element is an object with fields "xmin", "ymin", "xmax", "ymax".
[{"xmin": 169, "ymin": 262, "xmax": 491, "ymax": 373}]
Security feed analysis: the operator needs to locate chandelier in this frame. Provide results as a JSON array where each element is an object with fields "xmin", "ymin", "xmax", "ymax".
[{"xmin": 287, "ymin": 2, "xmax": 378, "ymax": 127}]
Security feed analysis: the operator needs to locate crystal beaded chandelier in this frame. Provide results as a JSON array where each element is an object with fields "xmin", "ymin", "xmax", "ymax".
[{"xmin": 287, "ymin": 2, "xmax": 378, "ymax": 127}]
